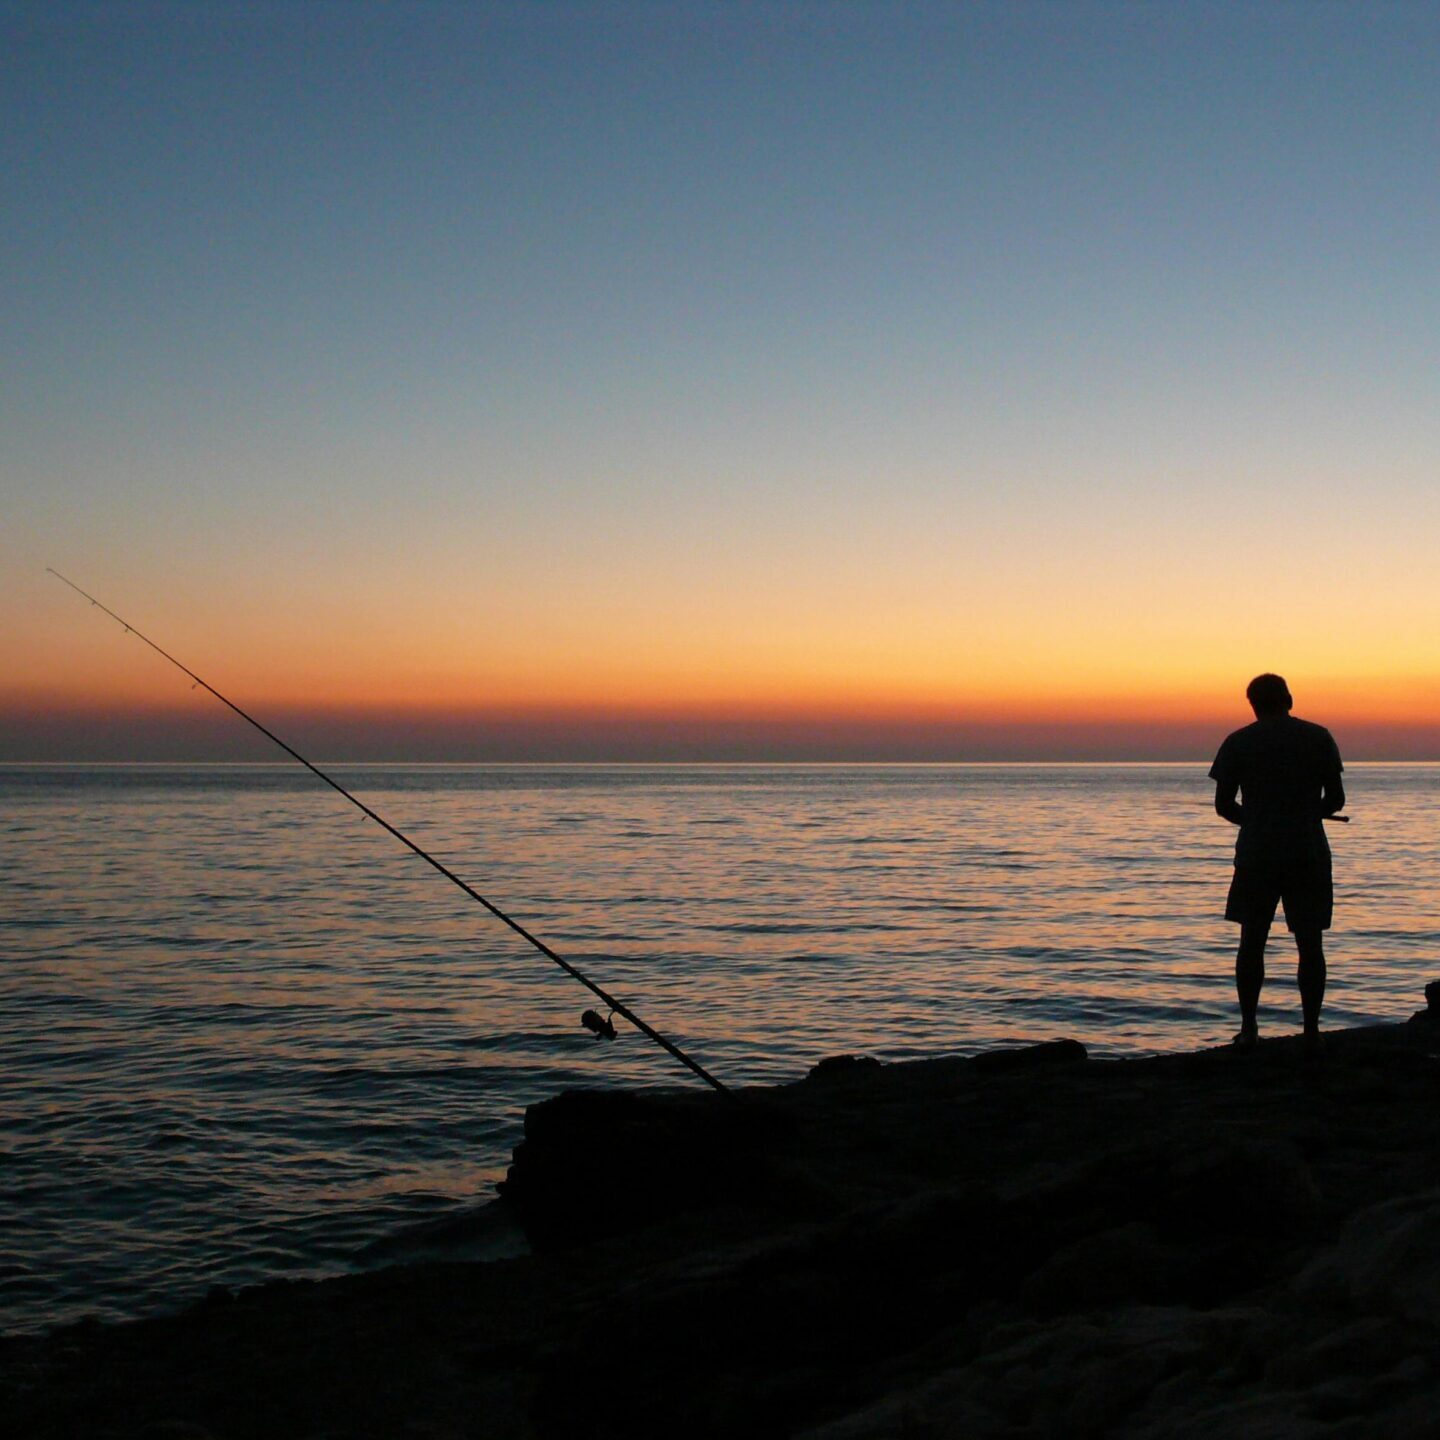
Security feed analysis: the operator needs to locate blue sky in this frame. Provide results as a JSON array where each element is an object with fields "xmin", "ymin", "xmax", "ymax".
[{"xmin": 4, "ymin": 2, "xmax": 1438, "ymax": 758}]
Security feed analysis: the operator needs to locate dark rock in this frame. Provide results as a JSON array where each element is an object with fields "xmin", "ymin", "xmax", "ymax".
[
  {"xmin": 1266, "ymin": 1316, "xmax": 1406, "ymax": 1387},
  {"xmin": 807, "ymin": 1054, "xmax": 882, "ymax": 1081},
  {"xmin": 1021, "ymin": 1222, "xmax": 1179, "ymax": 1314},
  {"xmin": 1299, "ymin": 1187, "xmax": 1440, "ymax": 1326},
  {"xmin": 1162, "ymin": 1139, "xmax": 1319, "ymax": 1242},
  {"xmin": 498, "ymin": 1088, "xmax": 795, "ymax": 1248},
  {"xmin": 971, "ymin": 1038, "xmax": 1087, "ymax": 1074},
  {"xmin": 1426, "ymin": 979, "xmax": 1440, "ymax": 1013}
]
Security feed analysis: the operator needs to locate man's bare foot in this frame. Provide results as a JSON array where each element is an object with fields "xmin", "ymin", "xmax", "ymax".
[
  {"xmin": 1303, "ymin": 1027, "xmax": 1325, "ymax": 1055},
  {"xmin": 1233, "ymin": 1023, "xmax": 1259, "ymax": 1050}
]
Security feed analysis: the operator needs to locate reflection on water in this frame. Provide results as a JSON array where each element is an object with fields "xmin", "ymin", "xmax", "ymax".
[{"xmin": 2, "ymin": 762, "xmax": 1437, "ymax": 1332}]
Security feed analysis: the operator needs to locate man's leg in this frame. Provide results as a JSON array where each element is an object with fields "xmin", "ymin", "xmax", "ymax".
[
  {"xmin": 1294, "ymin": 927, "xmax": 1326, "ymax": 1039},
  {"xmin": 1235, "ymin": 920, "xmax": 1269, "ymax": 1044}
]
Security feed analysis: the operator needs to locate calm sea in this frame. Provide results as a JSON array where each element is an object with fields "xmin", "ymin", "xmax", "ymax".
[{"xmin": 3, "ymin": 762, "xmax": 1437, "ymax": 1334}]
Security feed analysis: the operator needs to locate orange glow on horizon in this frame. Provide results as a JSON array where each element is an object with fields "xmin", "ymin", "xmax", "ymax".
[
  {"xmin": 6, "ymin": 674, "xmax": 1440, "ymax": 764},
  {"xmin": 11, "ymin": 567, "xmax": 1440, "ymax": 760},
  {"xmin": 9, "ymin": 663, "xmax": 1440, "ymax": 730}
]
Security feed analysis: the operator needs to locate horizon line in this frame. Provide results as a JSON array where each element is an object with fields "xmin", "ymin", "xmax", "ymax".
[{"xmin": 5, "ymin": 757, "xmax": 1438, "ymax": 767}]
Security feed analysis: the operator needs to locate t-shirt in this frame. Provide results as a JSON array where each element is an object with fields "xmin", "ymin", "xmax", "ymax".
[{"xmin": 1209, "ymin": 716, "xmax": 1343, "ymax": 858}]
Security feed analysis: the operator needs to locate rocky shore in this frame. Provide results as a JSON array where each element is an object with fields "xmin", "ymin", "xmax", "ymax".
[{"xmin": 7, "ymin": 999, "xmax": 1440, "ymax": 1438}]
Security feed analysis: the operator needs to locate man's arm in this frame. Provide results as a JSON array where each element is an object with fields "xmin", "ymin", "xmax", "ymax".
[
  {"xmin": 1215, "ymin": 778, "xmax": 1244, "ymax": 826},
  {"xmin": 1321, "ymin": 774, "xmax": 1345, "ymax": 819}
]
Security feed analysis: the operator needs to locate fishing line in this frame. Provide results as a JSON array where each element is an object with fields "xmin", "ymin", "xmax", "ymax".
[{"xmin": 47, "ymin": 568, "xmax": 731, "ymax": 1096}]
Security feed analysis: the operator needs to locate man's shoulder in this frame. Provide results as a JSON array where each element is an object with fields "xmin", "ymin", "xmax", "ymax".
[
  {"xmin": 1290, "ymin": 716, "xmax": 1343, "ymax": 767},
  {"xmin": 1287, "ymin": 715, "xmax": 1336, "ymax": 742},
  {"xmin": 1217, "ymin": 721, "xmax": 1263, "ymax": 751},
  {"xmin": 1230, "ymin": 716, "xmax": 1336, "ymax": 745},
  {"xmin": 1211, "ymin": 716, "xmax": 1341, "ymax": 772},
  {"xmin": 1209, "ymin": 723, "xmax": 1255, "ymax": 780}
]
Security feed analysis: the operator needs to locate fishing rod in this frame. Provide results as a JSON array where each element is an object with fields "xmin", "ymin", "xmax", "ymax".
[{"xmin": 47, "ymin": 568, "xmax": 731, "ymax": 1097}]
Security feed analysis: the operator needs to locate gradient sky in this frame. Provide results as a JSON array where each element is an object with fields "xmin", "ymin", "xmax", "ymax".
[{"xmin": 4, "ymin": 1, "xmax": 1438, "ymax": 760}]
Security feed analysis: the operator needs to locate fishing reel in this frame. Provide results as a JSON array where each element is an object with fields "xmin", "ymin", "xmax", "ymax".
[{"xmin": 581, "ymin": 1008, "xmax": 617, "ymax": 1041}]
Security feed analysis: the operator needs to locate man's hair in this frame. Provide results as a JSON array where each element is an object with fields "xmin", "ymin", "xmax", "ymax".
[{"xmin": 1246, "ymin": 673, "xmax": 1292, "ymax": 714}]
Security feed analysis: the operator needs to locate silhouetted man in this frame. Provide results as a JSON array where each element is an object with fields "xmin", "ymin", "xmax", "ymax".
[{"xmin": 1210, "ymin": 674, "xmax": 1344, "ymax": 1049}]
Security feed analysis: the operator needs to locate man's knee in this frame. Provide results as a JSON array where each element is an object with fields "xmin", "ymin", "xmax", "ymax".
[{"xmin": 1238, "ymin": 921, "xmax": 1270, "ymax": 962}]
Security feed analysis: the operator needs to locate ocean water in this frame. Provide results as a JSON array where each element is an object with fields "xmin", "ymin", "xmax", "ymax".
[{"xmin": 3, "ymin": 762, "xmax": 1437, "ymax": 1335}]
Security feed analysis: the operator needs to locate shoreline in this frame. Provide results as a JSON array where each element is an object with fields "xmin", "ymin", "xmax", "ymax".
[{"xmin": 7, "ymin": 1005, "xmax": 1440, "ymax": 1436}]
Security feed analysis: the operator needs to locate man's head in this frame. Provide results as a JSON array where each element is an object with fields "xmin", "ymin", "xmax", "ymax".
[{"xmin": 1246, "ymin": 673, "xmax": 1293, "ymax": 718}]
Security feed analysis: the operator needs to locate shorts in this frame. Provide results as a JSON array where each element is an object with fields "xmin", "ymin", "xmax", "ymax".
[{"xmin": 1225, "ymin": 849, "xmax": 1333, "ymax": 932}]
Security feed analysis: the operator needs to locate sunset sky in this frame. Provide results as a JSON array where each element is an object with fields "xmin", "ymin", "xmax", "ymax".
[{"xmin": 4, "ymin": 1, "xmax": 1437, "ymax": 760}]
